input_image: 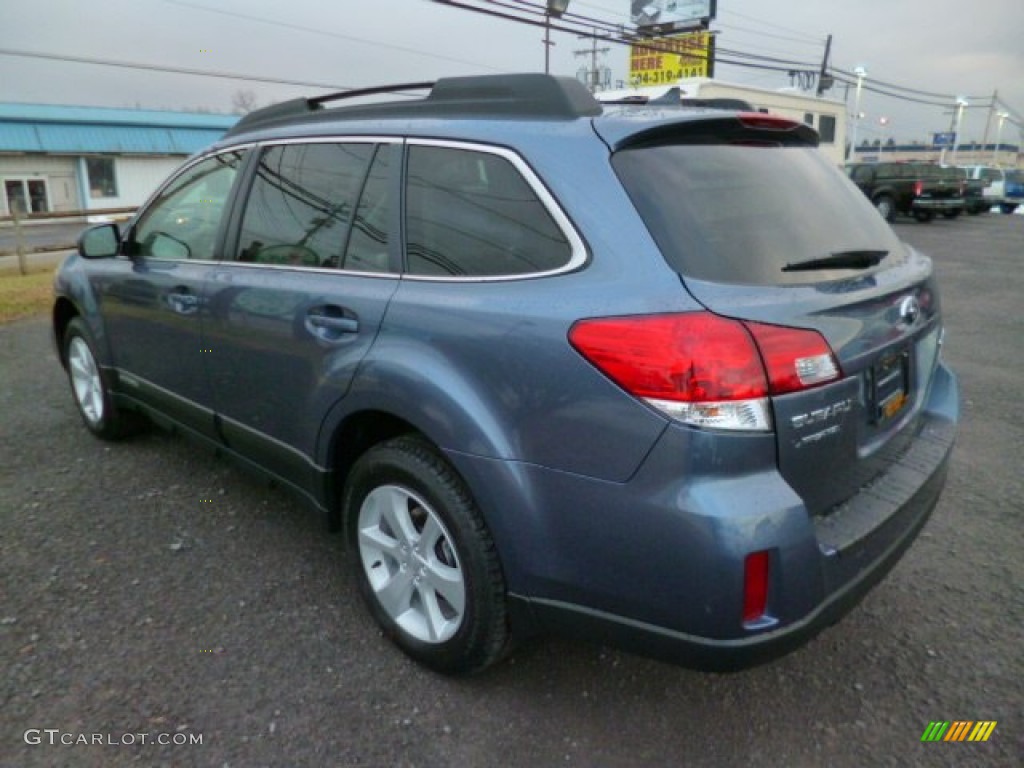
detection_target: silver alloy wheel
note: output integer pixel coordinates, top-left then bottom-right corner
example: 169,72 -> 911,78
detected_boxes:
357,484 -> 466,644
68,336 -> 104,426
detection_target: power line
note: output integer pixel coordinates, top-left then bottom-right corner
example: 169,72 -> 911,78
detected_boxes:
714,22 -> 824,47
488,1 -> 1021,116
162,0 -> 505,72
715,8 -> 824,43
832,66 -> 987,102
482,0 -> 1023,117
436,1 -> 822,74
0,48 -> 353,90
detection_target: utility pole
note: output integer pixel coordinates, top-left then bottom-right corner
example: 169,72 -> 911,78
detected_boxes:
573,28 -> 610,92
543,1 -> 571,75
815,34 -> 833,97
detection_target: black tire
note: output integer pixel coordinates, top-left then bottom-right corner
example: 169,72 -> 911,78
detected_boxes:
62,317 -> 142,440
1000,203 -> 1018,215
344,435 -> 509,675
913,210 -> 935,223
873,194 -> 895,223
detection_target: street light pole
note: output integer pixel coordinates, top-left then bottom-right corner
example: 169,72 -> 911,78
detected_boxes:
849,66 -> 866,160
544,0 -> 571,74
992,111 -> 1009,165
878,116 -> 889,159
951,96 -> 968,165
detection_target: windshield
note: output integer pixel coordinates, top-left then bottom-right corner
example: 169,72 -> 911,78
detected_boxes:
613,145 -> 905,285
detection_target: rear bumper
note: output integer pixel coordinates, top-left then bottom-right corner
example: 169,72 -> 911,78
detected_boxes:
517,415 -> 954,672
451,363 -> 959,671
912,197 -> 964,211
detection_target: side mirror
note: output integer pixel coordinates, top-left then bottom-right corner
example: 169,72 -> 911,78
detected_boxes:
78,223 -> 121,259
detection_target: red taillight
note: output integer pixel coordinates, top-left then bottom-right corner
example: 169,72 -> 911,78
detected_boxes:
914,180 -> 924,196
737,112 -> 799,131
568,312 -> 841,431
744,321 -> 840,395
568,313 -> 767,402
743,551 -> 771,623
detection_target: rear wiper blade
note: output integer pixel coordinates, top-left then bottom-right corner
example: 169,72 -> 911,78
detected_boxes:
782,249 -> 888,272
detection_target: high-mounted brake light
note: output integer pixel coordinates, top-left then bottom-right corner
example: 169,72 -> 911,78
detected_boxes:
568,312 -> 842,432
737,112 -> 800,131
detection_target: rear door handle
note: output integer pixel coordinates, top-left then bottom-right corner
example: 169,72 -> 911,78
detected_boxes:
307,313 -> 358,333
305,306 -> 359,339
167,288 -> 200,314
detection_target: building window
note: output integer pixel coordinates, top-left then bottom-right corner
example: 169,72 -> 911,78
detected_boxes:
818,115 -> 837,144
86,157 -> 118,198
3,178 -> 50,215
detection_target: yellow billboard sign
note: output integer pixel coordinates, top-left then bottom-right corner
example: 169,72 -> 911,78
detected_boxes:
629,30 -> 713,85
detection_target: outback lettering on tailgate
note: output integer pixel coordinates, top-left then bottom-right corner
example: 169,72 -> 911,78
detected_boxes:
791,398 -> 854,447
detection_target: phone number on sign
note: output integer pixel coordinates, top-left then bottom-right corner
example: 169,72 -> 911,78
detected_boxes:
630,67 -> 707,84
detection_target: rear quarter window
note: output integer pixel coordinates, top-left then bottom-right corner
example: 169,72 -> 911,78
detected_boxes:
404,144 -> 573,278
612,144 -> 904,285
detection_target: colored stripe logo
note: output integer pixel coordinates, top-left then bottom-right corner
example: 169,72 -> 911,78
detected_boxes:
921,721 -> 997,742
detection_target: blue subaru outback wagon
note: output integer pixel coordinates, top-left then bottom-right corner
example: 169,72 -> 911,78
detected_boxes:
53,75 -> 959,674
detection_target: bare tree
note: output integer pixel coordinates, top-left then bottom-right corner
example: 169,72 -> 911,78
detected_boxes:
231,89 -> 259,114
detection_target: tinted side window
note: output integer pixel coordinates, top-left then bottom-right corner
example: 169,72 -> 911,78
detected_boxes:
237,143 -> 374,268
851,165 -> 873,183
342,146 -> 392,273
405,145 -> 572,277
130,151 -> 246,261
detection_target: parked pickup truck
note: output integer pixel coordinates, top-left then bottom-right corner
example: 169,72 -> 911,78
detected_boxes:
960,165 -> 1024,214
846,162 -> 966,222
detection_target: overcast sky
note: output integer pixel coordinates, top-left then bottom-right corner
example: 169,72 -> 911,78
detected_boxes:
2,0 -> 1022,146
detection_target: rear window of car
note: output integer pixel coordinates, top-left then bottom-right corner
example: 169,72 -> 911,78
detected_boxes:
612,144 -> 904,285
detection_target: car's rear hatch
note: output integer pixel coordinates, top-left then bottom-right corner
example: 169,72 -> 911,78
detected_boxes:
596,112 -> 946,516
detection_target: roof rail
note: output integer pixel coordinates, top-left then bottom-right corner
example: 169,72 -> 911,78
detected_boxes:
224,74 -> 601,137
307,82 -> 436,108
226,82 -> 434,137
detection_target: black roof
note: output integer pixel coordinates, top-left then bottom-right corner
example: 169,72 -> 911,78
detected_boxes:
225,74 -> 603,138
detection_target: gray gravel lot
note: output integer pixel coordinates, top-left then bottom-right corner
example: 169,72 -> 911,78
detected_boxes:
2,214 -> 1022,767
